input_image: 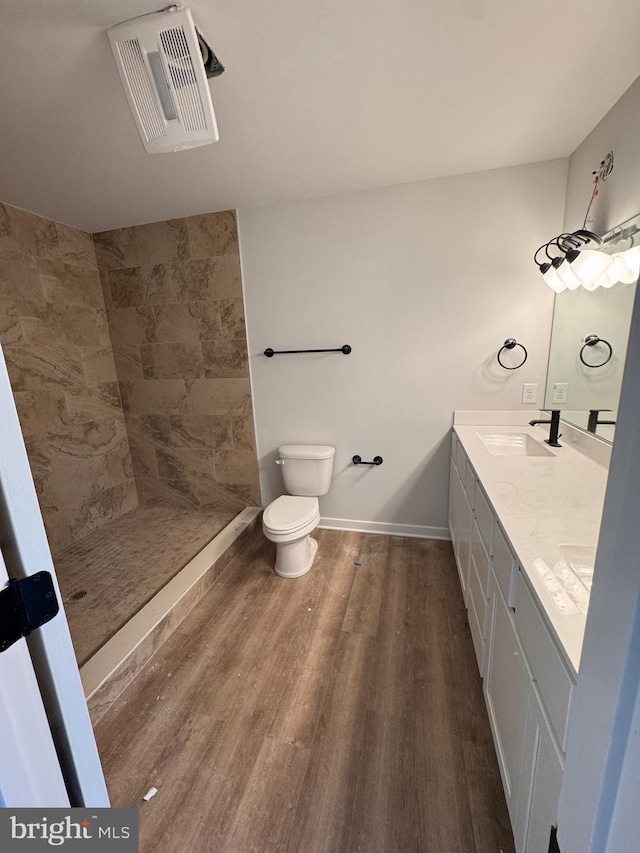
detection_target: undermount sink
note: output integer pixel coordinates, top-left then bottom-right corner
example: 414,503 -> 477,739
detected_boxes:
477,433 -> 554,457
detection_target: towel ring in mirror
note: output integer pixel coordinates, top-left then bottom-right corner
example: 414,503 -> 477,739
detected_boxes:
579,334 -> 613,368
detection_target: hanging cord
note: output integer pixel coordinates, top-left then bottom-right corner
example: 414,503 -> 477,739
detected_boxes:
582,174 -> 600,230
583,152 -> 614,229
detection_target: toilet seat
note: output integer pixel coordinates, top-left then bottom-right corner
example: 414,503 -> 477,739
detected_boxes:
263,495 -> 319,534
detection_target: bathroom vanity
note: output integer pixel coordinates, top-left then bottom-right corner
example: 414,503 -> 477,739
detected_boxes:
448,412 -> 609,853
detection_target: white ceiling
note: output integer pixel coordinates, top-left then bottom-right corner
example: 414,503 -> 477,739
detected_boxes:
1,0 -> 640,233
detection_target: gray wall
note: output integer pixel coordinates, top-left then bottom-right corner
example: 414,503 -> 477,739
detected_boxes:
239,158 -> 567,535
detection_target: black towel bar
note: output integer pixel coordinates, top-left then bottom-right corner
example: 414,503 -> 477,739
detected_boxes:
352,455 -> 383,466
264,344 -> 352,357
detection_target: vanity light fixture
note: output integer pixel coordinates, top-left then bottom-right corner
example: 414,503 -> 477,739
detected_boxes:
564,243 -> 613,287
533,153 -> 631,292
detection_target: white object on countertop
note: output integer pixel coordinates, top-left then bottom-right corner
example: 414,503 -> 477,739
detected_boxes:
532,558 -> 580,616
553,561 -> 591,612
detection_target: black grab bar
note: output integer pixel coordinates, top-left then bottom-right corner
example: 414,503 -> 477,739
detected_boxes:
264,344 -> 352,357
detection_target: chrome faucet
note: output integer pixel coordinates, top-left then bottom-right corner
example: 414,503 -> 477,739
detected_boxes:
529,409 -> 562,447
587,409 -> 616,434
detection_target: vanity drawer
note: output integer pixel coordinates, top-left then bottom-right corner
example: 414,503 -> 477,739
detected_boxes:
471,519 -> 491,598
515,572 -> 575,750
454,435 -> 467,477
492,524 -> 516,607
474,483 -> 493,553
463,460 -> 475,509
467,571 -> 487,676
469,543 -> 488,642
451,432 -> 460,474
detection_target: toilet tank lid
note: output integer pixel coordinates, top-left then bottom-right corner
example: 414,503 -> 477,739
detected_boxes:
278,444 -> 335,460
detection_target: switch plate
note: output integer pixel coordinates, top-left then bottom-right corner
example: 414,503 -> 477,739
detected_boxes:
522,383 -> 538,404
552,382 -> 569,404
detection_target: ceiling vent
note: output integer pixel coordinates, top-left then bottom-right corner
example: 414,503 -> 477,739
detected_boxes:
107,6 -> 224,153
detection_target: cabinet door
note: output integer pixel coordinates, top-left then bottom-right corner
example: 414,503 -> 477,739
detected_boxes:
485,574 -> 531,824
457,488 -> 473,599
516,685 -> 564,853
448,457 -> 462,547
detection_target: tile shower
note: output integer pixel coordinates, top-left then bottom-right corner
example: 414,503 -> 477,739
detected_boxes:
0,201 -> 259,665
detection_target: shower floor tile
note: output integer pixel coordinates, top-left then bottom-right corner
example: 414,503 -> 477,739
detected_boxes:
54,502 -> 238,665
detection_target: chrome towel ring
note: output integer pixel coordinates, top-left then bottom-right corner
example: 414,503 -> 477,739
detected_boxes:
579,334 -> 613,368
497,338 -> 528,370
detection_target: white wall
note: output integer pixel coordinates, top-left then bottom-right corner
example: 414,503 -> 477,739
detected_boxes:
564,75 -> 640,236
239,159 -> 566,535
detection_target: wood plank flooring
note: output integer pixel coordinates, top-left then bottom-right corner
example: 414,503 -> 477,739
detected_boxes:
95,529 -> 515,853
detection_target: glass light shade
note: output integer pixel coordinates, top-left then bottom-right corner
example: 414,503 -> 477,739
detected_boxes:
568,249 -> 613,285
621,247 -> 640,275
554,258 -> 582,289
542,266 -> 567,293
598,272 -> 616,288
602,255 -> 635,285
606,255 -> 629,284
581,274 -> 602,291
619,265 -> 638,284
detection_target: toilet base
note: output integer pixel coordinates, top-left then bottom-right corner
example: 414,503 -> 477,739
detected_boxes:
275,536 -> 318,578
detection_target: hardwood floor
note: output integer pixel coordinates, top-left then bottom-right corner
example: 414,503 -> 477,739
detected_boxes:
95,529 -> 515,853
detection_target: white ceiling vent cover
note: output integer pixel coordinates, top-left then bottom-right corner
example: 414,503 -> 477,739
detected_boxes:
108,7 -> 219,153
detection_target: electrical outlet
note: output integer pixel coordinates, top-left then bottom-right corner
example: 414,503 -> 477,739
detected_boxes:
522,383 -> 538,404
552,382 -> 569,404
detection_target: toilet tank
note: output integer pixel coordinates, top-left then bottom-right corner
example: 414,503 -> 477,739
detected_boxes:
278,444 -> 335,496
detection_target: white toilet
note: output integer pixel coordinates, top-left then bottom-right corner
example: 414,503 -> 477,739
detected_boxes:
262,444 -> 335,578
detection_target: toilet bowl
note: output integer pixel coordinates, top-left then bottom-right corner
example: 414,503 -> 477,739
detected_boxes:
262,444 -> 335,578
263,495 -> 320,578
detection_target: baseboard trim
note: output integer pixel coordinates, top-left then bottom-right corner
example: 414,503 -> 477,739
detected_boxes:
319,517 -> 450,540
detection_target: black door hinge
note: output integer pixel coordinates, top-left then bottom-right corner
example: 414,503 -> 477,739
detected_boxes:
0,572 -> 60,652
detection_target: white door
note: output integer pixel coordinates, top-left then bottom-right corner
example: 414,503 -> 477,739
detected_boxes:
0,547 -> 69,806
0,343 -> 109,807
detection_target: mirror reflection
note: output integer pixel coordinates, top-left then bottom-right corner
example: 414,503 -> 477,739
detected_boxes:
544,211 -> 640,441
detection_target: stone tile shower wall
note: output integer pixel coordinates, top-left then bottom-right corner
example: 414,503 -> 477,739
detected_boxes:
0,202 -> 136,553
93,211 -> 259,508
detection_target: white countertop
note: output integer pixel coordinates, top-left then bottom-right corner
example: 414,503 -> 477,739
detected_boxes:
453,417 -> 610,675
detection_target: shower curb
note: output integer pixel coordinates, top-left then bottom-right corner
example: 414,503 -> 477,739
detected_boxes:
81,506 -> 262,726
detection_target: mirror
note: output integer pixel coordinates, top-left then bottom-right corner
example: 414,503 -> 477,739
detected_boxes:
544,211 -> 640,441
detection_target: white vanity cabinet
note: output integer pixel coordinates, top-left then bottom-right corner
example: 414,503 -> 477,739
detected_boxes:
457,487 -> 473,598
485,571 -> 532,823
449,431 -> 576,853
448,457 -> 461,550
449,436 -> 472,596
515,683 -> 564,853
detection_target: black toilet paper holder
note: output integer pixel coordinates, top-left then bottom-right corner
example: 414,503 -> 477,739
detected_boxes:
352,455 -> 383,466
